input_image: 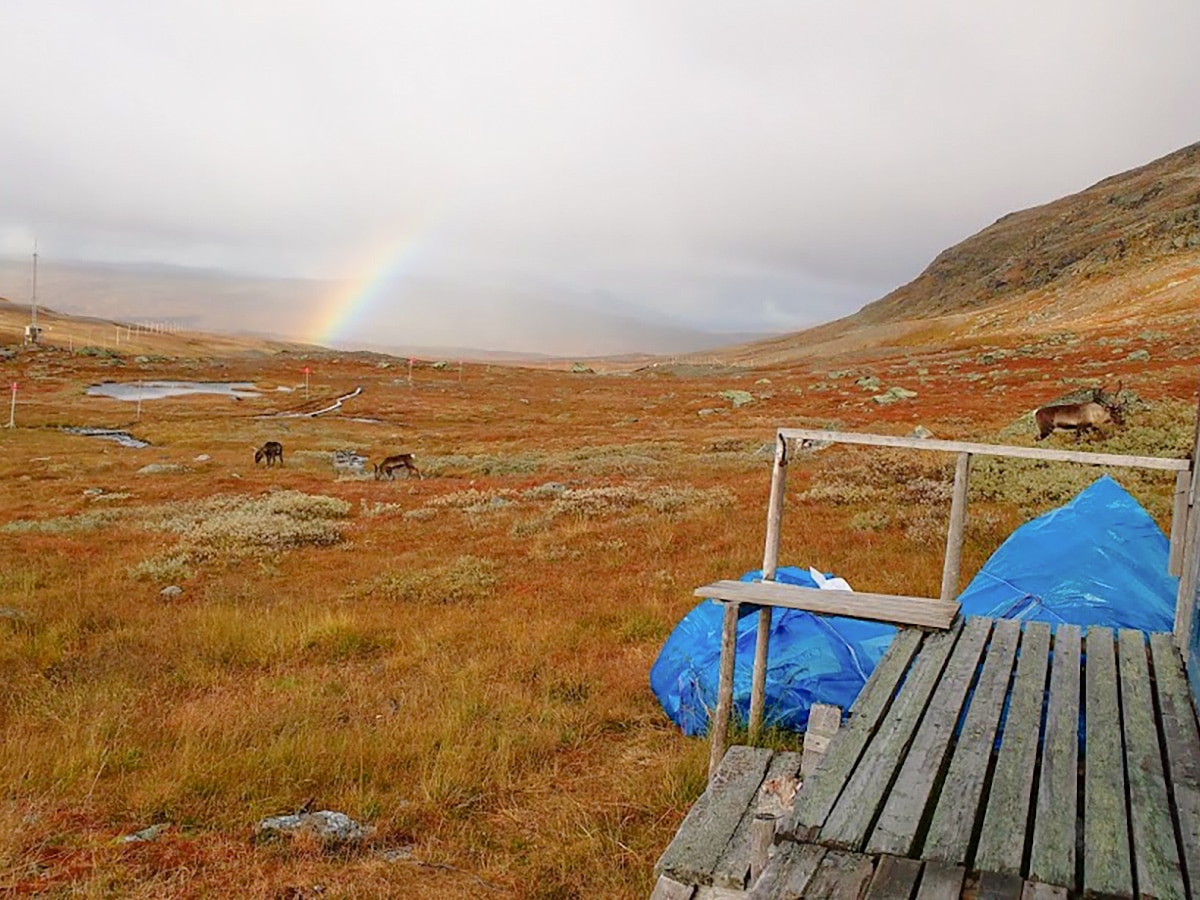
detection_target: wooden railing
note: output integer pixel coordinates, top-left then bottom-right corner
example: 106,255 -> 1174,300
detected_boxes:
703,426 -> 1198,780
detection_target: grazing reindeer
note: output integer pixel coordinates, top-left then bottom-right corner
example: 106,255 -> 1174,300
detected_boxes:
374,453 -> 422,480
1035,382 -> 1124,442
254,441 -> 285,467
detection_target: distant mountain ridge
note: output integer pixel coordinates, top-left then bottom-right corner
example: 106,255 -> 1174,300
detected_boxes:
706,140 -> 1200,365
0,257 -> 777,358
855,141 -> 1200,325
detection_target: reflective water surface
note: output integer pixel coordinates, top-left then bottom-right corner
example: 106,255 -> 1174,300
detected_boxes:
86,381 -> 260,401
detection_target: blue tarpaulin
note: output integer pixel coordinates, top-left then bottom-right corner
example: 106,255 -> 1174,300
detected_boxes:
956,474 -> 1176,632
650,475 -> 1177,736
649,567 -> 896,735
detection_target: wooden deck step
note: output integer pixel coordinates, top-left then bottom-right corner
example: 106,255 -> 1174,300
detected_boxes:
655,746 -> 775,886
693,580 -> 960,630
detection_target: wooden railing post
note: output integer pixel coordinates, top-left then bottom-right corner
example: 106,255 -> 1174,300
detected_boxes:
708,601 -> 741,780
1174,388 -> 1200,658
1169,469 -> 1190,577
940,451 -> 972,604
749,433 -> 788,741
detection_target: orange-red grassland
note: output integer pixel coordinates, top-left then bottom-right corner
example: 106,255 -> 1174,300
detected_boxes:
0,327 -> 1196,898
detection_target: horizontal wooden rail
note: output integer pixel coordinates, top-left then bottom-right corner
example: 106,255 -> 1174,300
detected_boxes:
695,580 -> 960,631
779,427 -> 1190,472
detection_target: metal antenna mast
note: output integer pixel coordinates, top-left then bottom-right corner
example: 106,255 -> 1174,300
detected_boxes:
30,240 -> 38,330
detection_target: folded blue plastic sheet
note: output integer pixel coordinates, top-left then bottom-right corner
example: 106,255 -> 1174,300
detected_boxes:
956,474 -> 1176,632
650,475 -> 1177,736
648,567 -> 896,736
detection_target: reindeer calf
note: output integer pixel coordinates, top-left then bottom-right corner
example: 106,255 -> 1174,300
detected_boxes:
1035,383 -> 1124,442
374,453 -> 422,480
255,441 -> 284,466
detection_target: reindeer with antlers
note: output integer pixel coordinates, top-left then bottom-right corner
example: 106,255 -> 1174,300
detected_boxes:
1034,382 -> 1125,442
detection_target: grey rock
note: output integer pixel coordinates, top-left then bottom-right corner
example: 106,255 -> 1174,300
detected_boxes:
255,810 -> 372,845
137,463 -> 189,475
332,450 -> 368,471
719,389 -> 754,408
160,586 -> 183,599
120,824 -> 167,844
909,425 -> 935,439
872,386 -> 918,404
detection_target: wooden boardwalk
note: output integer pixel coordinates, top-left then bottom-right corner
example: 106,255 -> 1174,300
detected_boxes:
653,618 -> 1200,899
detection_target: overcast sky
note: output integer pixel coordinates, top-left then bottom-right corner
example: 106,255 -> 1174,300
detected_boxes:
0,1 -> 1197,348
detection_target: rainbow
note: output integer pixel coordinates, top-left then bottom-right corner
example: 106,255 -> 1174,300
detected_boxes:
307,237 -> 426,347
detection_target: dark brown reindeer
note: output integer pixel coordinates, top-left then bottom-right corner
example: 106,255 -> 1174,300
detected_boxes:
254,441 -> 284,467
1034,382 -> 1125,442
374,453 -> 422,480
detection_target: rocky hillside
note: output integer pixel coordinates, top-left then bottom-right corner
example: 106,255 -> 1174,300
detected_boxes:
711,141 -> 1200,366
856,141 -> 1200,325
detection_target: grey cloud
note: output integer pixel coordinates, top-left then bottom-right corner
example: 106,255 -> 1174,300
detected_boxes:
1,0 -> 1197,350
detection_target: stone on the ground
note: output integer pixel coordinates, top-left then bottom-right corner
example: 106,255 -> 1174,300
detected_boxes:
120,824 -> 167,843
255,810 -> 373,845
160,586 -> 183,599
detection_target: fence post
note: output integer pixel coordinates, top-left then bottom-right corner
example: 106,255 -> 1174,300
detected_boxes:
1169,469 -> 1191,577
708,601 -> 741,780
749,433 -> 788,741
940,451 -> 972,603
1175,387 -> 1200,657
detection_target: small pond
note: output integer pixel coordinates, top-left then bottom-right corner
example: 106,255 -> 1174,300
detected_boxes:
87,381 -> 260,401
60,427 -> 150,448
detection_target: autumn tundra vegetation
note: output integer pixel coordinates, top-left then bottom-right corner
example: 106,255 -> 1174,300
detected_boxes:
0,305 -> 1195,898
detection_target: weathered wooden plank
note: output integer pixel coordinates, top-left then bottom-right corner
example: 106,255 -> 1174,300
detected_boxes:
656,746 -> 775,885
776,427 -> 1191,471
1118,629 -> 1186,899
711,751 -> 802,889
801,850 -> 876,899
1149,632 -> 1200,894
914,861 -> 965,900
1082,627 -> 1133,899
750,436 -> 790,740
867,617 -> 993,857
1020,883 -> 1067,900
940,451 -> 972,603
864,855 -> 922,900
820,623 -> 963,850
1028,624 -> 1081,890
1169,469 -> 1190,577
696,581 -> 960,630
650,874 -> 696,900
975,622 -> 1052,876
784,628 -> 925,840
802,703 -> 843,777
692,887 -> 745,900
746,842 -> 826,899
708,600 -> 741,780
923,618 -> 1022,865
978,871 -> 1024,899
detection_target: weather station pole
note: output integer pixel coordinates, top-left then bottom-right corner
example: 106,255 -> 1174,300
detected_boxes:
25,244 -> 39,346
7,383 -> 16,428
304,366 -> 310,400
